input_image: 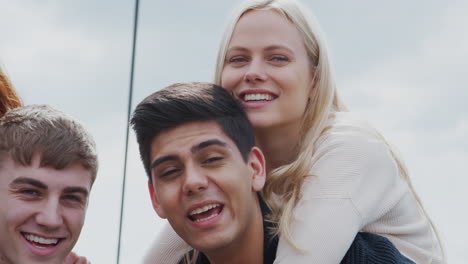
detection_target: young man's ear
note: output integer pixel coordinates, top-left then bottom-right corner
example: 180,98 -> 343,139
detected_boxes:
147,181 -> 167,219
248,146 -> 266,192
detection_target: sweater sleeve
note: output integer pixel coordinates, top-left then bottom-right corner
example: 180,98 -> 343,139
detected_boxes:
143,222 -> 192,264
274,124 -> 406,264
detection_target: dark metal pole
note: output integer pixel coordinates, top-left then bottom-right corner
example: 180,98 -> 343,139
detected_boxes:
117,0 -> 140,262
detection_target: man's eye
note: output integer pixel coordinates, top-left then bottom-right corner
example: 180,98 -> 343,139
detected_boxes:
203,156 -> 224,164
160,168 -> 180,178
21,189 -> 40,197
63,195 -> 83,203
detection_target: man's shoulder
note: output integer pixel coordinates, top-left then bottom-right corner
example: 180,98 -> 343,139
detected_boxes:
341,232 -> 415,264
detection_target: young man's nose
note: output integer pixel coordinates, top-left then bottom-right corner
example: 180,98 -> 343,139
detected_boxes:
35,199 -> 63,229
182,167 -> 209,196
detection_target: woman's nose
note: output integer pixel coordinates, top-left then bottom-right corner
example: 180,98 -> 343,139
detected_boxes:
243,59 -> 267,84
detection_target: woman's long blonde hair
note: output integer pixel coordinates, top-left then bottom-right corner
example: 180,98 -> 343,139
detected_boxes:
213,0 -> 444,257
0,68 -> 22,116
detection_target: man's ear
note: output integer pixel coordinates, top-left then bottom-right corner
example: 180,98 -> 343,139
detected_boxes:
248,146 -> 266,192
147,181 -> 167,219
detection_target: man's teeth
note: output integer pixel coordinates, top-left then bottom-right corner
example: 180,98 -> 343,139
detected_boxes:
194,213 -> 219,222
244,93 -> 273,102
24,233 -> 58,245
189,204 -> 220,216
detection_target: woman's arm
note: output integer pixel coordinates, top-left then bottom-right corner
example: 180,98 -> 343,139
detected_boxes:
274,124 -> 406,263
143,223 -> 191,264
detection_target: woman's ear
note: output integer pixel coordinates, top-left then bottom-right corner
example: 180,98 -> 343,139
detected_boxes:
248,146 -> 266,192
308,67 -> 318,100
148,181 -> 167,219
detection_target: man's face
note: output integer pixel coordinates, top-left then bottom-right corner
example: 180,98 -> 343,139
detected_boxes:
0,154 -> 92,264
148,121 -> 265,253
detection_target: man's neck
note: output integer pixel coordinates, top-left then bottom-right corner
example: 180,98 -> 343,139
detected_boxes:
204,199 -> 264,264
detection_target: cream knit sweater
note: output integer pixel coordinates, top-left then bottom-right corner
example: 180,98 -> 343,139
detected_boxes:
143,113 -> 443,264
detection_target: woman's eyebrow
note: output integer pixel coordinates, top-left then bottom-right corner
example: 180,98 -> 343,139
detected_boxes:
264,44 -> 294,53
227,45 -> 294,54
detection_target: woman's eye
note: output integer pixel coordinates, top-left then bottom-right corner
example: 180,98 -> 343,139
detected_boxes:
228,56 -> 248,64
270,55 -> 289,63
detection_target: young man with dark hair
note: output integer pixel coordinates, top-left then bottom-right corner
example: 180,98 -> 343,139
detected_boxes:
0,104 -> 97,264
132,82 -> 414,264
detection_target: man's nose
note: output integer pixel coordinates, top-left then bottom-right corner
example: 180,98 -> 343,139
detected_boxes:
182,166 -> 209,196
35,198 -> 63,229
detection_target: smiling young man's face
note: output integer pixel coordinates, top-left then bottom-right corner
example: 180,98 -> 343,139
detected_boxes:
148,121 -> 266,254
0,154 -> 92,264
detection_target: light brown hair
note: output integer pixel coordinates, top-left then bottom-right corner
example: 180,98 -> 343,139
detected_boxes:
0,105 -> 98,183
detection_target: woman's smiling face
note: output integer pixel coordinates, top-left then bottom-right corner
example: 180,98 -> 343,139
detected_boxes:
221,9 -> 315,131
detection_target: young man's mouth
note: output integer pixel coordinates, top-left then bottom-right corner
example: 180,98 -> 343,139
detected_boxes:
188,203 -> 224,223
22,232 -> 62,249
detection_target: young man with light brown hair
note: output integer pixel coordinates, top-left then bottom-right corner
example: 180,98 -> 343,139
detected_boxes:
0,104 -> 98,264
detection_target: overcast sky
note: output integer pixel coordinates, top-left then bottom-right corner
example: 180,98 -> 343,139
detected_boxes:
1,0 -> 467,263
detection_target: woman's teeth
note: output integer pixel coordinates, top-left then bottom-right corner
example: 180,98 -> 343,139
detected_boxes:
244,93 -> 273,102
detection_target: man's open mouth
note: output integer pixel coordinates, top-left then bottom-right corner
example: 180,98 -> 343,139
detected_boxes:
188,203 -> 224,222
22,232 -> 61,248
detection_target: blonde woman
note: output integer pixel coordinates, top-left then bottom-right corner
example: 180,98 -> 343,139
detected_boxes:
145,0 -> 444,263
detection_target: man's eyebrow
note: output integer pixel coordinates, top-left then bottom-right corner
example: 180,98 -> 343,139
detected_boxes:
150,155 -> 178,169
150,139 -> 228,169
9,177 -> 47,190
63,187 -> 89,198
191,139 -> 227,153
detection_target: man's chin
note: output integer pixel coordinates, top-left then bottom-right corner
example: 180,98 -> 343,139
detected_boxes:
189,233 -> 235,255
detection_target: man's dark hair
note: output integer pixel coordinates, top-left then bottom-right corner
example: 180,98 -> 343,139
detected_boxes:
131,82 -> 255,182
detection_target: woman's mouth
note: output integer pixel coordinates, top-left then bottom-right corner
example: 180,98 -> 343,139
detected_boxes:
243,93 -> 274,102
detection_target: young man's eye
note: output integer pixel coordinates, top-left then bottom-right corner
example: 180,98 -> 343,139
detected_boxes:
21,189 -> 40,197
63,195 -> 83,203
160,168 -> 181,178
203,156 -> 224,164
